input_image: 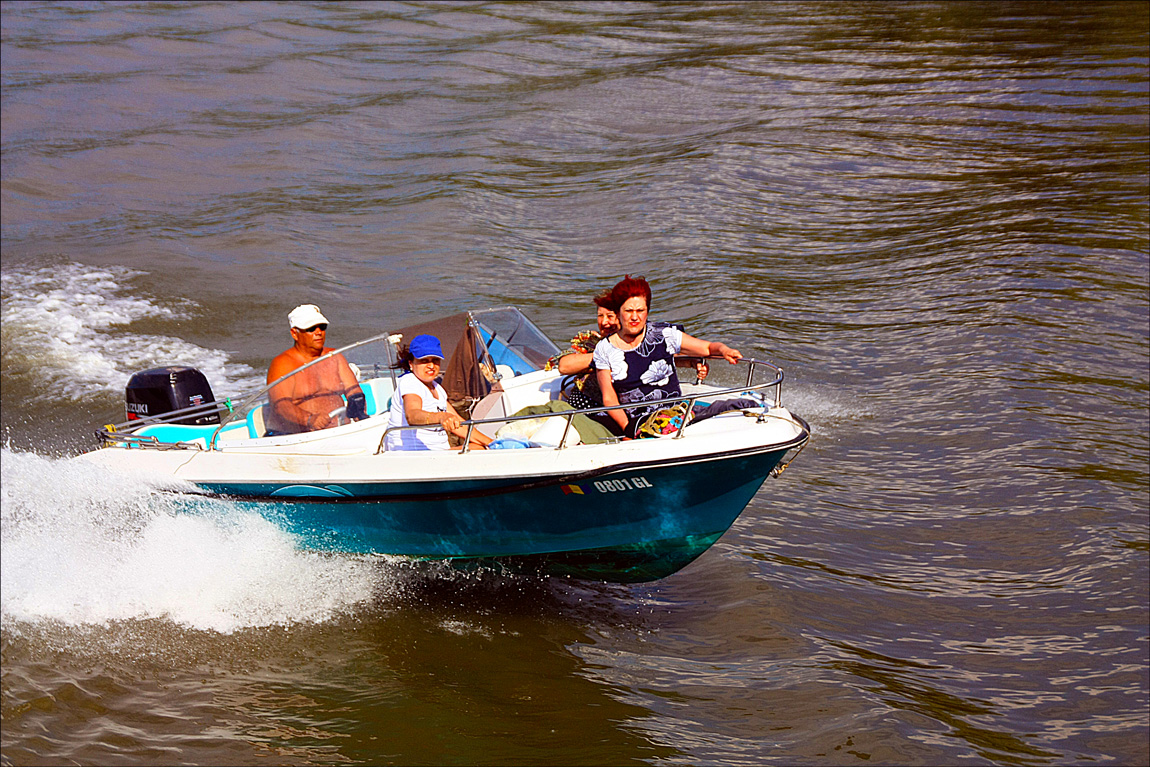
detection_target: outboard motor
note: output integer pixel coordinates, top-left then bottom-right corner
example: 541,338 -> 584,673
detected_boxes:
125,366 -> 220,425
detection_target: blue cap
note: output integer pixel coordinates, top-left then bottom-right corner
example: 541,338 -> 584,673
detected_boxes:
409,334 -> 445,360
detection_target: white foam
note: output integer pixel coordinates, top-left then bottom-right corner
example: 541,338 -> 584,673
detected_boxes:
0,262 -> 264,400
782,385 -> 871,426
0,449 -> 378,633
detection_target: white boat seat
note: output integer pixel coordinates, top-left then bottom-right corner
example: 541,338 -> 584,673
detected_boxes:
359,377 -> 394,416
136,420 -> 245,447
247,403 -> 269,439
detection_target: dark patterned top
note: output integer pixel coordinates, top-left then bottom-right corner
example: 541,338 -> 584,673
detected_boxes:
592,322 -> 685,430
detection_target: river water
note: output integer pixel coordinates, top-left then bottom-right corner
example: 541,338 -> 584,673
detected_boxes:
2,2 -> 1147,765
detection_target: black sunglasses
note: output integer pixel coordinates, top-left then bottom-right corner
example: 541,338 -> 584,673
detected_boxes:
299,324 -> 328,333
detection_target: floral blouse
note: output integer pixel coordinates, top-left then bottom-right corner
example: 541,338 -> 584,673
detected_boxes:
591,323 -> 685,427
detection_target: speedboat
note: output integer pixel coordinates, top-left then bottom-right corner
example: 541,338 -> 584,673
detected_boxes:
79,308 -> 810,582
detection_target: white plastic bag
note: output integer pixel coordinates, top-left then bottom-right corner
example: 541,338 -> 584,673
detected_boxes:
527,416 -> 581,448
494,415 -> 580,448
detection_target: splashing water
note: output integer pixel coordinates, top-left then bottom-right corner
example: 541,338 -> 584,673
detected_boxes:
0,261 -> 264,401
0,449 -> 379,634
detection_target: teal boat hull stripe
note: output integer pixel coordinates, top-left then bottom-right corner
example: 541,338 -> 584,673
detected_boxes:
178,447 -> 793,581
194,434 -> 808,503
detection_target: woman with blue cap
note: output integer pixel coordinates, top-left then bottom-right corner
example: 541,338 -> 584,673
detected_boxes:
386,334 -> 491,451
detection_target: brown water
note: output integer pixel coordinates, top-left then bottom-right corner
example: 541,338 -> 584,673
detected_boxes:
2,2 -> 1147,765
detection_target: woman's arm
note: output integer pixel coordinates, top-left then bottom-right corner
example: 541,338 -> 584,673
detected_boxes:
403,393 -> 460,431
401,395 -> 490,448
556,351 -> 593,376
446,402 -> 491,449
680,333 -> 742,364
596,368 -> 628,432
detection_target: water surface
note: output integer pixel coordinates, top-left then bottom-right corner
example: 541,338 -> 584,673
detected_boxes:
2,2 -> 1147,765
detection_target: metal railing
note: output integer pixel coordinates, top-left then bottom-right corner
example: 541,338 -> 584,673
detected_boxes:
376,355 -> 787,454
96,354 -> 789,454
95,398 -> 235,448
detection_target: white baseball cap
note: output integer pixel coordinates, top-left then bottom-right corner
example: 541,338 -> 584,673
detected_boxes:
288,304 -> 329,330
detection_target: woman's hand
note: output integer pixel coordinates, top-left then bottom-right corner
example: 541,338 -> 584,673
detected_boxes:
403,394 -> 461,433
442,406 -> 492,450
440,411 -> 462,433
681,334 -> 741,366
711,342 -> 742,364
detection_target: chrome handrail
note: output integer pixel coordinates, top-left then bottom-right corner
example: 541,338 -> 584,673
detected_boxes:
95,399 -> 234,444
95,431 -> 207,451
207,332 -> 397,448
97,353 -> 786,453
376,355 -> 785,454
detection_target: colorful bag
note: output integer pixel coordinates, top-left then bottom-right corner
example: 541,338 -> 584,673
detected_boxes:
636,401 -> 692,438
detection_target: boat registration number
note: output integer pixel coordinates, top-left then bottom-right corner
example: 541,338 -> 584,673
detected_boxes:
593,476 -> 653,493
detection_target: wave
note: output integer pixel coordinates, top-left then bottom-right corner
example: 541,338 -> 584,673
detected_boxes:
0,448 -> 378,633
1,260 -> 265,403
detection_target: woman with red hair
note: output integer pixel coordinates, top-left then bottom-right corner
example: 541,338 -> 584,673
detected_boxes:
592,276 -> 743,437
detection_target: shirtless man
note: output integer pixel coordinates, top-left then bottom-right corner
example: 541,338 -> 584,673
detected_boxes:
266,304 -> 366,434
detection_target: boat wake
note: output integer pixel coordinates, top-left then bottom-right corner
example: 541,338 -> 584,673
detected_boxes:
0,449 -> 379,634
0,260 -> 264,402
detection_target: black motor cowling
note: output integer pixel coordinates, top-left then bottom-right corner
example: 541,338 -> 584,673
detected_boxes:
125,366 -> 220,425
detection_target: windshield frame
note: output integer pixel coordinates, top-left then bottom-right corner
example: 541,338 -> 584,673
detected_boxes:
469,306 -> 561,376
209,331 -> 397,447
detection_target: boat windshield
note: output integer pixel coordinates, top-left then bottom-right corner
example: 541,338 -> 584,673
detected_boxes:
200,307 -> 560,444
470,307 -> 561,376
214,333 -> 398,440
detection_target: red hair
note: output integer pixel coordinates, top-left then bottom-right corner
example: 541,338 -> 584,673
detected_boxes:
601,275 -> 651,314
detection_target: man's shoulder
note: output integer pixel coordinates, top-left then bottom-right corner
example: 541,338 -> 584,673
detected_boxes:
268,348 -> 302,380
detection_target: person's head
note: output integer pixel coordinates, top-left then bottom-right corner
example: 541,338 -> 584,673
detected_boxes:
602,275 -> 651,336
288,304 -> 330,352
592,288 -> 620,336
397,334 -> 445,383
